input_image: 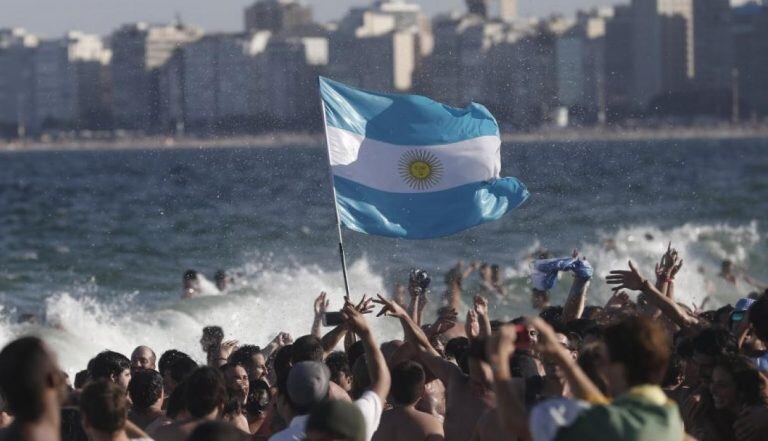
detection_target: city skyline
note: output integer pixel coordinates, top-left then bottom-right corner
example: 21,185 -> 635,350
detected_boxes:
2,0 -> 623,37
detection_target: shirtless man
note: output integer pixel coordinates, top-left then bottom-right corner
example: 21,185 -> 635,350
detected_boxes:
374,296 -> 494,441
373,361 -> 444,441
182,270 -> 200,299
0,337 -> 67,441
151,367 -> 227,441
131,346 -> 157,372
127,369 -> 165,430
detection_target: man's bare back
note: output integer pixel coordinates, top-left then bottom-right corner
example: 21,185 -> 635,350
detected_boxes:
373,406 -> 444,441
442,376 -> 491,441
151,418 -> 202,441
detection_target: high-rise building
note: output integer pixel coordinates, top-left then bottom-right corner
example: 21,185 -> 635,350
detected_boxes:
415,13 -> 506,105
31,31 -> 110,130
692,0 -> 732,91
731,3 -> 768,118
181,32 -> 271,130
604,6 -> 635,115
110,22 -> 202,130
330,0 -> 430,92
630,0 -> 692,109
244,0 -> 313,34
555,9 -> 612,122
261,35 -> 328,125
0,28 -> 38,137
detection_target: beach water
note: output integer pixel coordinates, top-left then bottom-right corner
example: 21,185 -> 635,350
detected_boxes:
1,137 -> 767,375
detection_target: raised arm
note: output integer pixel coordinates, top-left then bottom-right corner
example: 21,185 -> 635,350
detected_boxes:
311,292 -> 329,338
607,261 -> 699,329
374,295 -> 463,385
529,317 -> 608,404
562,277 -> 590,322
473,296 -> 492,339
321,295 -> 374,356
342,301 -> 390,401
486,325 -> 531,440
562,252 -> 593,322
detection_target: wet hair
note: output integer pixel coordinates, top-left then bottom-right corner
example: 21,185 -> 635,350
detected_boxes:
351,356 -> 371,400
581,306 -> 604,321
274,345 -> 294,390
202,326 -> 225,347
74,369 -> 90,389
539,306 -> 565,330
292,335 -> 324,363
89,351 -> 131,381
189,420 -> 246,441
662,355 -> 684,388
229,345 -> 261,367
214,270 -> 227,283
80,380 -> 128,434
445,337 -> 469,360
128,368 -> 163,410
603,317 -> 670,386
347,340 -> 366,370
391,361 -> 425,405
186,367 -> 227,418
577,342 -> 609,395
159,350 -> 189,376
166,381 -> 188,419
184,270 -> 198,281
0,337 -> 58,422
715,356 -> 768,406
749,294 -> 768,342
169,356 -> 199,385
566,319 -> 601,341
325,351 -> 351,384
691,327 -> 737,358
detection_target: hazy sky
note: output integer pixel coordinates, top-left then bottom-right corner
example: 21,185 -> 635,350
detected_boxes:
2,0 -> 624,38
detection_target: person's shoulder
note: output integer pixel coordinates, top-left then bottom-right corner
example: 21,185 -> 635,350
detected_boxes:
267,427 -> 295,441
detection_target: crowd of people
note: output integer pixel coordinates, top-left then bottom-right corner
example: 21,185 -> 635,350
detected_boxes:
0,243 -> 767,441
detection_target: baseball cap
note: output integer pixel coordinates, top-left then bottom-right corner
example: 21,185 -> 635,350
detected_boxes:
287,361 -> 330,409
306,399 -> 366,441
731,297 -> 756,322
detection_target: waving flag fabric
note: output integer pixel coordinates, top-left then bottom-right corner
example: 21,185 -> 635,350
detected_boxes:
320,77 -> 529,239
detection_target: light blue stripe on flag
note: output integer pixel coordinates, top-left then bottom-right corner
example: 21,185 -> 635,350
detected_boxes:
334,176 -> 529,239
320,76 -> 499,145
321,77 -> 529,239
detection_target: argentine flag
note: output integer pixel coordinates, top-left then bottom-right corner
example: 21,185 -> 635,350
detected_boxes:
320,77 -> 529,239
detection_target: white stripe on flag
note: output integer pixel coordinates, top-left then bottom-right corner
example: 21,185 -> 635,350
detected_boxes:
327,126 -> 501,194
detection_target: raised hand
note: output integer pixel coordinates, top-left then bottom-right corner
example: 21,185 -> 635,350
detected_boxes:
605,290 -> 631,310
355,294 -> 375,315
465,309 -> 480,339
314,291 -> 329,315
606,260 -> 648,292
527,317 -> 563,358
274,332 -> 292,347
218,339 -> 239,360
473,295 -> 489,316
437,306 -> 459,321
373,294 -> 408,319
342,301 -> 370,336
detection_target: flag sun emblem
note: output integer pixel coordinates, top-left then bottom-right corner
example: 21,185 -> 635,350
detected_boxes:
398,150 -> 444,190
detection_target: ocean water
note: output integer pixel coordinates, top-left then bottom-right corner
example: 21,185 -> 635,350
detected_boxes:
1,137 -> 767,375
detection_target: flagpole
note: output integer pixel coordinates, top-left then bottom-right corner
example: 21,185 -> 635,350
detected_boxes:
318,79 -> 351,299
